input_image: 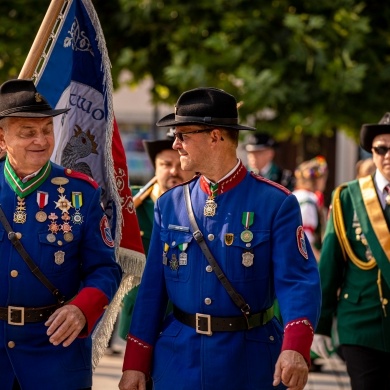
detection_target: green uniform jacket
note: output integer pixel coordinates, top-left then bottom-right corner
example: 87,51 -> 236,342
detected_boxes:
317,178 -> 390,352
263,162 -> 294,191
119,186 -> 155,340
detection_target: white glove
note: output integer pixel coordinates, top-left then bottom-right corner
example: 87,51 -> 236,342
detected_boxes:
311,334 -> 334,359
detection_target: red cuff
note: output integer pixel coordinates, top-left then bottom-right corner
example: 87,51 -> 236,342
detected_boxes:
282,318 -> 314,364
69,287 -> 109,336
122,334 -> 153,374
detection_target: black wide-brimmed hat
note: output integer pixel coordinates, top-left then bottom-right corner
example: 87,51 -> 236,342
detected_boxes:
143,128 -> 175,168
360,112 -> 390,152
245,132 -> 278,152
0,79 -> 69,120
156,87 -> 255,131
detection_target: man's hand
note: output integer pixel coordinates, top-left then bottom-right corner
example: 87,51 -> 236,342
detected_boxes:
119,370 -> 146,390
45,304 -> 86,347
273,350 -> 308,390
311,334 -> 333,359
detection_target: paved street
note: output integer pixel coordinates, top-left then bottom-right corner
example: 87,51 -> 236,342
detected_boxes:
93,338 -> 351,390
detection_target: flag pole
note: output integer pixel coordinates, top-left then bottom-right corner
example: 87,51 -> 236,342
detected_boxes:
19,0 -> 68,79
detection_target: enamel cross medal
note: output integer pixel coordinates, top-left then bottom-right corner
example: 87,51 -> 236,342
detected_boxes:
204,182 -> 218,217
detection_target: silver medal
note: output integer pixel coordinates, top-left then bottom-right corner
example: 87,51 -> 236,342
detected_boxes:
54,250 -> 65,265
179,252 -> 188,266
47,233 -> 56,243
242,251 -> 254,267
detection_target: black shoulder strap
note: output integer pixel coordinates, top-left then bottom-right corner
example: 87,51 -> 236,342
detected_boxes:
0,205 -> 65,304
183,184 -> 251,316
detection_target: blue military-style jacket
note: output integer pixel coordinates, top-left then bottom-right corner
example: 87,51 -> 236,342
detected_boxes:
123,162 -> 321,389
0,159 -> 121,390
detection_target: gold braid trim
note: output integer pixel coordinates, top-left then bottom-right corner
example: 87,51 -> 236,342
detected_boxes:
332,184 -> 377,270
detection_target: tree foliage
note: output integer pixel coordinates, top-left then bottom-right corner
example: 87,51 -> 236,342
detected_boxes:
2,0 -> 390,140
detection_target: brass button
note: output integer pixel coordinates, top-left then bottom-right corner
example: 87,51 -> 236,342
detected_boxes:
269,336 -> 274,341
140,231 -> 144,237
206,265 -> 213,273
208,234 -> 214,241
171,241 -> 176,247
10,270 -> 18,278
57,240 -> 63,246
344,293 -> 349,299
204,298 -> 212,305
8,341 -> 15,348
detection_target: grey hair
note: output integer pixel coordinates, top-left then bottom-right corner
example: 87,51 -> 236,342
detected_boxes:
0,117 -> 8,131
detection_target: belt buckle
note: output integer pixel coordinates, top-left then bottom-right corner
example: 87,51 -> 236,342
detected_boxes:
195,313 -> 212,336
8,306 -> 25,326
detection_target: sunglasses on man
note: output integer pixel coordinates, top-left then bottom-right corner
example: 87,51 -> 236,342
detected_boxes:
373,146 -> 390,156
173,128 -> 213,142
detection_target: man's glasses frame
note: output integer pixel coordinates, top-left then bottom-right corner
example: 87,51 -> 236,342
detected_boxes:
173,128 -> 214,142
372,145 -> 390,156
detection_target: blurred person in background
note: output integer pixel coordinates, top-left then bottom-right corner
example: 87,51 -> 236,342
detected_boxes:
293,156 -> 329,262
118,128 -> 196,359
245,132 -> 294,190
356,157 -> 376,179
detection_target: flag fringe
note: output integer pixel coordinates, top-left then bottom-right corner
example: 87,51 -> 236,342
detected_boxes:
91,272 -> 142,370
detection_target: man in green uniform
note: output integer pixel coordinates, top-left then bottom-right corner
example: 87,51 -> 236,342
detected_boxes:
119,129 -> 196,341
311,113 -> 390,389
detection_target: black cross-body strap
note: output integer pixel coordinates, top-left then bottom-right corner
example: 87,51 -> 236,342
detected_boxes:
183,184 -> 251,315
0,205 -> 65,304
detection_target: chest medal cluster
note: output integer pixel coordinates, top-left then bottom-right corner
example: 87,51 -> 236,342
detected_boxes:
12,176 -> 85,265
162,212 -> 256,272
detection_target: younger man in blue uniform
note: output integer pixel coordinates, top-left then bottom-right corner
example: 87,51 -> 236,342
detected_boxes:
120,87 -> 321,390
0,79 -> 121,390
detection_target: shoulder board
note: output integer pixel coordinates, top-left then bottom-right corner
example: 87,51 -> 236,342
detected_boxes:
250,172 -> 291,195
64,168 -> 99,189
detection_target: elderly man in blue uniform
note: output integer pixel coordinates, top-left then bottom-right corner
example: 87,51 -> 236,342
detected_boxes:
0,79 -> 121,390
119,87 -> 321,390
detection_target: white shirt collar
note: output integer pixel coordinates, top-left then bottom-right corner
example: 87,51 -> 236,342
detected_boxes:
204,159 -> 241,185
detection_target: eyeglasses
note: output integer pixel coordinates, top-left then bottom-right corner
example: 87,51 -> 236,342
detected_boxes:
173,128 -> 213,142
373,146 -> 390,156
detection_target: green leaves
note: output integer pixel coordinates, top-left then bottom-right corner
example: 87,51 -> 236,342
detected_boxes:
3,0 -> 390,138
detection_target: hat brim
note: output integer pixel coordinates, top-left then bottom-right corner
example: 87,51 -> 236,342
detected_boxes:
0,108 -> 70,120
360,124 -> 390,152
143,138 -> 174,168
245,144 -> 278,152
156,113 -> 256,131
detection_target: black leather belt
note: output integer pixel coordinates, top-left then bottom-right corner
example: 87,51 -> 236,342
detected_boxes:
0,304 -> 60,326
173,305 -> 274,336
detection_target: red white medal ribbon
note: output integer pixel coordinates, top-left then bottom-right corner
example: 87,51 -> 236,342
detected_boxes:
37,191 -> 49,209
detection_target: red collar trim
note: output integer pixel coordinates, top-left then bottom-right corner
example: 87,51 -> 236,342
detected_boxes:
200,162 -> 247,196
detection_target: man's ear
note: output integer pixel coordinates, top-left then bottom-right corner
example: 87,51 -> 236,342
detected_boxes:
210,128 -> 223,143
0,128 -> 6,149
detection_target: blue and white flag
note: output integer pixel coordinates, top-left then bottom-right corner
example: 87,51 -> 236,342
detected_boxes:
23,0 -> 145,368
